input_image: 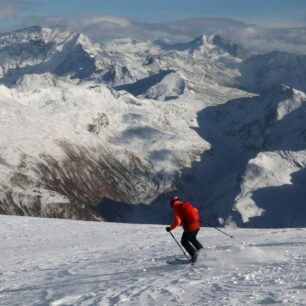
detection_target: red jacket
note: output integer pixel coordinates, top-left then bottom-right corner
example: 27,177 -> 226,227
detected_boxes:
170,201 -> 200,233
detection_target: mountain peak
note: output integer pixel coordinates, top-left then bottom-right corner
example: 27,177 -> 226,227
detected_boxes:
195,34 -> 249,58
155,33 -> 247,58
0,25 -> 75,47
2,25 -> 43,35
0,25 -> 44,44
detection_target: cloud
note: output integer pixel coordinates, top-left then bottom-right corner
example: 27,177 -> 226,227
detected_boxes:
0,0 -> 31,21
21,14 -> 146,40
230,25 -> 306,54
22,15 -> 131,30
19,14 -> 306,55
164,18 -> 306,55
246,16 -> 306,29
21,15 -> 150,43
23,15 -> 131,30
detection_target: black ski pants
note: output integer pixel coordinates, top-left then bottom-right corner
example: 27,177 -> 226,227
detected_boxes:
181,228 -> 203,257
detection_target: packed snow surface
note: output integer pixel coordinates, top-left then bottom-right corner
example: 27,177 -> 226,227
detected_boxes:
1,215 -> 306,305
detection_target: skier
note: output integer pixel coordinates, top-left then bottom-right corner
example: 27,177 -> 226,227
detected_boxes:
166,196 -> 203,263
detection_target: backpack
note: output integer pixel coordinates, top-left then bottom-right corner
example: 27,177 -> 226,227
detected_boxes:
179,201 -> 199,224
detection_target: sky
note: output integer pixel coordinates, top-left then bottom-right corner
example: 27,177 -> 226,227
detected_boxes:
1,0 -> 306,27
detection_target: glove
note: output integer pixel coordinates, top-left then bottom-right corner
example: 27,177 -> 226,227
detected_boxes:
166,226 -> 171,232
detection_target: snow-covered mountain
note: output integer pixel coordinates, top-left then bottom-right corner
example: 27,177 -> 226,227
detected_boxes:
0,71 -> 207,220
1,26 -> 306,227
0,26 -> 134,86
191,85 -> 306,228
238,51 -> 306,93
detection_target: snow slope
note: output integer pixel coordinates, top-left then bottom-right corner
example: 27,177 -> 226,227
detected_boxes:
1,215 -> 306,305
0,72 -> 208,219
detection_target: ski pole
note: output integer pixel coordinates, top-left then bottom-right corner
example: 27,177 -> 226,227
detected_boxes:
204,221 -> 234,239
168,231 -> 190,260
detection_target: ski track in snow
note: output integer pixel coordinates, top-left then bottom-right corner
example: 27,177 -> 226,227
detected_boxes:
0,216 -> 306,306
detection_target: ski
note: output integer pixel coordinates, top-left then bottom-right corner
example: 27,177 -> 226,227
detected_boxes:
166,258 -> 192,265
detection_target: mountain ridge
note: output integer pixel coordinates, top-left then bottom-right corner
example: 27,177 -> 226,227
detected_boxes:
0,26 -> 306,227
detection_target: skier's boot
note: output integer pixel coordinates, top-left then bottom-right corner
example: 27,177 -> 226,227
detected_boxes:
191,253 -> 198,264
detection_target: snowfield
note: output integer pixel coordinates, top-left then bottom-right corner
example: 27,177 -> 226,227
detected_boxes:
1,215 -> 306,305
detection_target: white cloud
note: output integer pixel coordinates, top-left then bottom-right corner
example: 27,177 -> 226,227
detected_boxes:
245,17 -> 306,29
17,14 -> 306,55
0,0 -> 30,21
22,14 -> 151,41
22,14 -> 131,31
